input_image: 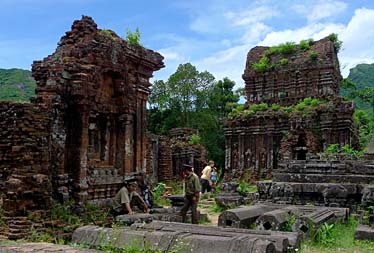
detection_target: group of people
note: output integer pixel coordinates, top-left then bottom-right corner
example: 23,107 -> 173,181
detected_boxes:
112,160 -> 218,225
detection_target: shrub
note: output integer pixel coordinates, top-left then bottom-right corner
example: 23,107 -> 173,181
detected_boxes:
309,50 -> 318,61
252,55 -> 270,72
279,58 -> 289,65
189,134 -> 201,145
303,97 -> 313,106
249,104 -> 260,113
295,102 -> 306,112
328,33 -> 343,52
271,103 -> 281,111
243,109 -> 255,117
326,144 -> 340,153
228,104 -> 245,119
310,98 -> 321,107
277,41 -> 296,54
314,223 -> 335,247
126,28 -> 142,46
266,41 -> 296,55
281,106 -> 293,113
300,38 -> 314,51
259,103 -> 269,111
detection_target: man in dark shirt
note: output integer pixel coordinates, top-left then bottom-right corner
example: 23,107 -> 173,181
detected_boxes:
180,164 -> 201,224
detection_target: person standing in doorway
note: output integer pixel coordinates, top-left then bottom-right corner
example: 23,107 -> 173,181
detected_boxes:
180,164 -> 201,224
201,160 -> 214,199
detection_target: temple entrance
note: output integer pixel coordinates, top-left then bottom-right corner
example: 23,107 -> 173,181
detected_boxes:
294,135 -> 307,160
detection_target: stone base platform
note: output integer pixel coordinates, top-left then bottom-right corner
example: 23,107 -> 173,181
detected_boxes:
354,224 -> 374,241
0,242 -> 101,253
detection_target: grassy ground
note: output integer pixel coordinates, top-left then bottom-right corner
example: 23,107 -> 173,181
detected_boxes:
301,217 -> 374,253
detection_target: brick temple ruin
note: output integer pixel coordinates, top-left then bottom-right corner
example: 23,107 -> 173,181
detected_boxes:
224,37 -> 356,174
222,37 -> 374,216
0,16 -> 165,221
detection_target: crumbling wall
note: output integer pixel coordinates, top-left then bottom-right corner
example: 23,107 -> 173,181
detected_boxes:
146,128 -> 208,182
0,102 -> 52,216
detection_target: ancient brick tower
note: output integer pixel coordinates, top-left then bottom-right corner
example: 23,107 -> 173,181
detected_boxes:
0,16 -> 164,220
224,37 -> 355,174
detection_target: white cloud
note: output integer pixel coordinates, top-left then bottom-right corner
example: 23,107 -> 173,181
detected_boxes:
154,3 -> 374,87
339,8 -> 374,76
293,0 -> 347,23
225,6 -> 279,26
240,22 -> 272,44
260,23 -> 345,46
158,49 -> 183,61
195,45 -> 249,88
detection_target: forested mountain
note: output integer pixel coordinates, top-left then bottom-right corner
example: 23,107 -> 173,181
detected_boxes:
342,63 -> 374,115
0,68 -> 36,102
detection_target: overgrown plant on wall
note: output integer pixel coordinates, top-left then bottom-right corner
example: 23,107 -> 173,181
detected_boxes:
126,28 -> 142,46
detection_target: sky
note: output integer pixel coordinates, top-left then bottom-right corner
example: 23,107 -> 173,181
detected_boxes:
1,0 -> 374,89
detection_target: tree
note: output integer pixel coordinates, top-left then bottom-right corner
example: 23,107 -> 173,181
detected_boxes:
147,64 -> 239,168
207,77 -> 239,118
341,77 -> 374,148
351,88 -> 374,116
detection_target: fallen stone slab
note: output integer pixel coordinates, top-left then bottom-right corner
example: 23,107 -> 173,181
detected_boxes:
256,208 -> 294,231
292,208 -> 335,237
215,193 -> 244,208
133,220 -> 300,252
115,213 -> 154,225
72,225 -> 276,253
218,205 -> 275,228
354,224 -> 374,241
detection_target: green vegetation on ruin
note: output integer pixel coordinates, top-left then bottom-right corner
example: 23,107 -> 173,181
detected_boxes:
252,34 -> 342,73
228,97 -> 328,120
99,29 -> 119,41
125,28 -> 142,46
252,38 -> 316,73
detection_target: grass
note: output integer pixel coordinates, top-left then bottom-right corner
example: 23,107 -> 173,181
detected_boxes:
302,217 -> 374,252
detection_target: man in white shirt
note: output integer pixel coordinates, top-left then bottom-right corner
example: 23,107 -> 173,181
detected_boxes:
200,160 -> 214,199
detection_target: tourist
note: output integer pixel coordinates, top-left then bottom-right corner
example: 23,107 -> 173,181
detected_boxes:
211,167 -> 218,193
112,181 -> 149,215
200,160 -> 214,199
180,164 -> 201,224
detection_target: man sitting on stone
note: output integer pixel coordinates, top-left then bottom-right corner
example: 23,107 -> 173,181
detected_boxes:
112,180 -> 149,215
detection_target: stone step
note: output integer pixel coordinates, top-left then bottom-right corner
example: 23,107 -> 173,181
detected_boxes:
273,173 -> 374,184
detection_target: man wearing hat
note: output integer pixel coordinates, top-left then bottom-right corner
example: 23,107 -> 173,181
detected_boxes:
180,164 -> 201,224
112,180 -> 149,215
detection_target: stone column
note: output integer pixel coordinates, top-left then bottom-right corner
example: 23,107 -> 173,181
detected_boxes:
124,114 -> 134,174
76,104 -> 89,205
225,129 -> 232,171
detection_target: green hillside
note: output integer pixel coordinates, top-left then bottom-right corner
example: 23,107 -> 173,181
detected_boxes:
342,63 -> 374,115
0,68 -> 36,102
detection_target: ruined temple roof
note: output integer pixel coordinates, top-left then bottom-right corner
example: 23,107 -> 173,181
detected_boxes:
31,16 -> 164,107
242,37 -> 340,81
38,16 -> 164,70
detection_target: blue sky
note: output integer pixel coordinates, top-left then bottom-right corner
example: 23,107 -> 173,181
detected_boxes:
1,0 -> 374,88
